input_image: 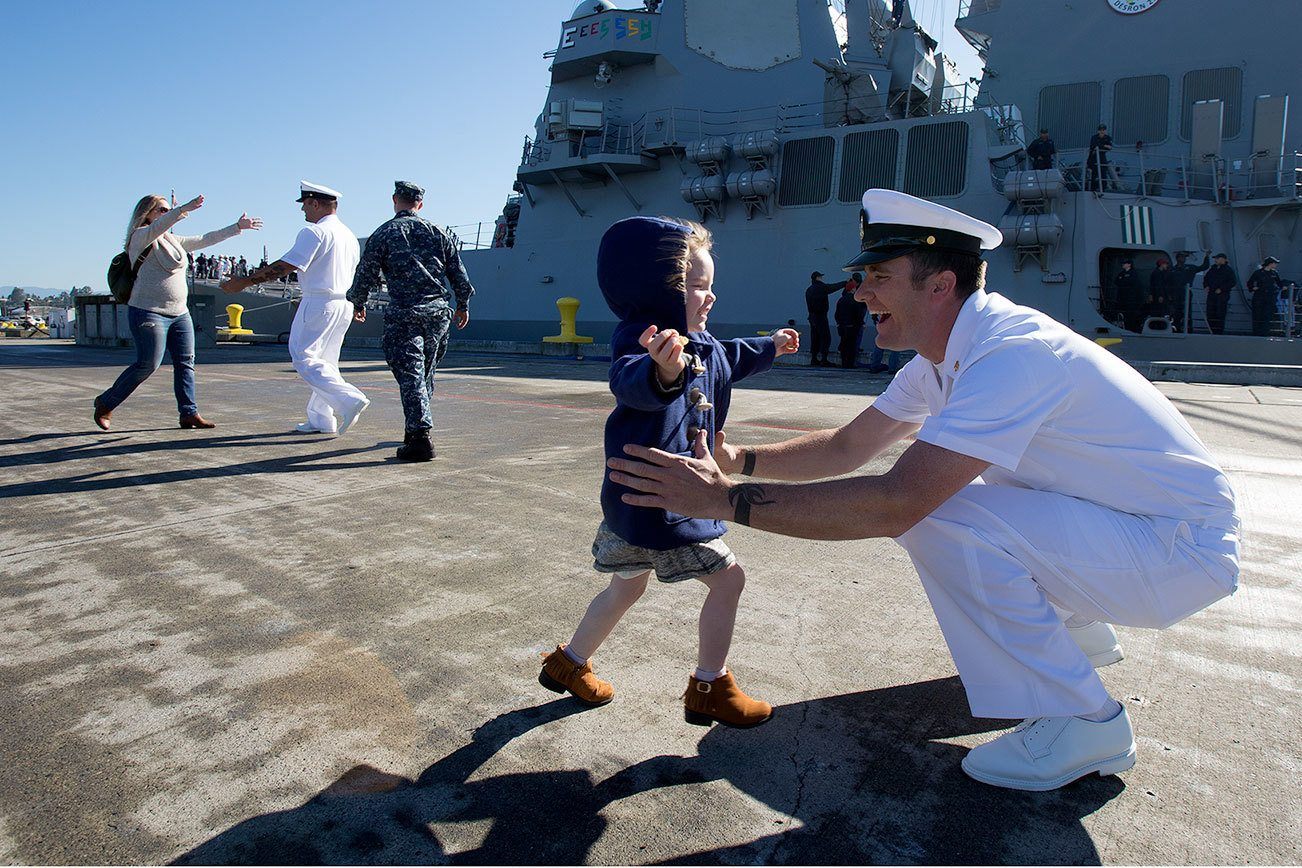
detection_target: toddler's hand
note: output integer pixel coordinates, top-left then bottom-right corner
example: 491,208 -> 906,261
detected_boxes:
773,327 -> 800,356
640,324 -> 687,388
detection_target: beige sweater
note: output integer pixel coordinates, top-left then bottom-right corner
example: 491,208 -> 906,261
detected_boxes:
128,209 -> 241,317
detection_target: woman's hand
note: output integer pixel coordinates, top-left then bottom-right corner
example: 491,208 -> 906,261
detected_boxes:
639,324 -> 686,388
772,327 -> 800,356
180,195 -> 204,214
236,213 -> 262,231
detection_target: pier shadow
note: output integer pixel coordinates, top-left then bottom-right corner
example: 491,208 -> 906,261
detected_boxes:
0,430 -> 318,470
172,677 -> 1120,865
0,440 -> 394,500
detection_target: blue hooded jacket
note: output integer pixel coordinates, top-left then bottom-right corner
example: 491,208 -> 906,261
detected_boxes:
598,216 -> 776,550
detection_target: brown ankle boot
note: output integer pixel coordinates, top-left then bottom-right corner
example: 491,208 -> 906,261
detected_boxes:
93,398 -> 112,431
683,671 -> 772,728
179,413 -> 216,429
538,645 -> 614,707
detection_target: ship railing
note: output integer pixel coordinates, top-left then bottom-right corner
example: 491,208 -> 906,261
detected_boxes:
443,222 -> 497,251
958,0 -> 1002,16
520,87 -> 990,167
998,146 -> 1302,204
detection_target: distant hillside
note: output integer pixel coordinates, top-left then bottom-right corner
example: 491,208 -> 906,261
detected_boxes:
3,286 -> 64,296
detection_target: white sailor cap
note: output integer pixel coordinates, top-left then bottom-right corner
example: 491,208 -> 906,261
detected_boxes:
296,180 -> 342,202
844,189 -> 1002,271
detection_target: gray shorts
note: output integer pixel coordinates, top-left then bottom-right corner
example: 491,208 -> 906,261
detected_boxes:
592,522 -> 736,583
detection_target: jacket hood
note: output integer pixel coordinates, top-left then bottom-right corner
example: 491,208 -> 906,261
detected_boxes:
598,216 -> 690,334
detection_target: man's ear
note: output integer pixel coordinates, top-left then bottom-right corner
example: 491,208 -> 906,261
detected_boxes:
933,269 -> 957,296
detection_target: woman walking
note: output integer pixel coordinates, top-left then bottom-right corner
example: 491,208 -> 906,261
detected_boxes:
94,194 -> 260,430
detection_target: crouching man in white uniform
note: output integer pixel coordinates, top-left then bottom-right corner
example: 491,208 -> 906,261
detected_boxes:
223,181 -> 368,435
606,189 -> 1240,792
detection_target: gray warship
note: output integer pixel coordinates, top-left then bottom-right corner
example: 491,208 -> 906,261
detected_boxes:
450,0 -> 1300,364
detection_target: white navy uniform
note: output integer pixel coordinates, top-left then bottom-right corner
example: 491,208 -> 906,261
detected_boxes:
281,182 -> 367,433
874,289 -> 1239,717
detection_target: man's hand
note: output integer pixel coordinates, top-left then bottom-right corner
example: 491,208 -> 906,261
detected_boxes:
219,277 -> 247,295
353,307 -> 367,323
772,327 -> 800,356
639,324 -> 686,388
236,213 -> 262,231
455,308 -> 470,329
713,429 -> 743,474
607,430 -> 734,520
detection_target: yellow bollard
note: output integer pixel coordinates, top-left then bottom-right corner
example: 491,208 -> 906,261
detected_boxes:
1094,337 -> 1122,350
219,303 -> 254,336
542,296 -> 593,343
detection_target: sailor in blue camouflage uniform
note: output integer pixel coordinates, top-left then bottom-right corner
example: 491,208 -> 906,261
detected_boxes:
347,181 -> 475,461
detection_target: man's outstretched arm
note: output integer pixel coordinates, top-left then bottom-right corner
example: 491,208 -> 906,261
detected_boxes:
608,435 -> 988,540
716,406 -> 919,481
221,260 -> 296,293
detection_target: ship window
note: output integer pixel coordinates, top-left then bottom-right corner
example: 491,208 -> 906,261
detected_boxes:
1037,82 -> 1101,149
1181,67 -> 1242,139
903,121 -> 968,198
778,136 -> 835,207
1112,75 -> 1169,146
838,129 -> 899,203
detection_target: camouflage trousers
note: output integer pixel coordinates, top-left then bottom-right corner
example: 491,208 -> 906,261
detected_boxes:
382,310 -> 451,433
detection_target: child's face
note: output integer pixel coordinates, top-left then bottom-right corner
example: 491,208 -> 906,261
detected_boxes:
685,248 -> 716,332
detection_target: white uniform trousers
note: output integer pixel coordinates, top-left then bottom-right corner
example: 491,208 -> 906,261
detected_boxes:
288,296 -> 367,431
896,484 -> 1239,719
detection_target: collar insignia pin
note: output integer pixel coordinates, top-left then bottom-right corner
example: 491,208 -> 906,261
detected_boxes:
953,361 -> 960,372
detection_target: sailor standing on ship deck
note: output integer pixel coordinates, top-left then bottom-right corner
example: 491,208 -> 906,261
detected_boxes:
347,181 -> 475,462
221,181 -> 369,435
607,189 -> 1241,792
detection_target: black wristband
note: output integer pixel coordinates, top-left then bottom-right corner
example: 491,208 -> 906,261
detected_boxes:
740,448 -> 757,476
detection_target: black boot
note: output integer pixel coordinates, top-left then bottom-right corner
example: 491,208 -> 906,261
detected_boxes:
396,430 -> 435,462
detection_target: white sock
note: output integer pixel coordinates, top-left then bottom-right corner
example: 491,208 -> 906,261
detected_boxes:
694,666 -> 727,682
562,645 -> 587,666
1077,698 -> 1122,723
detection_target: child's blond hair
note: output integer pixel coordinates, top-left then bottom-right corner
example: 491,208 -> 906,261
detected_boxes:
656,217 -> 713,296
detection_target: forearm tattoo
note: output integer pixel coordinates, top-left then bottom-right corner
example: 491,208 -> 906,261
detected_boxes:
727,483 -> 774,526
245,260 -> 296,285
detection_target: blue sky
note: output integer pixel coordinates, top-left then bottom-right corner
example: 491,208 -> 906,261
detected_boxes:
0,0 -> 978,292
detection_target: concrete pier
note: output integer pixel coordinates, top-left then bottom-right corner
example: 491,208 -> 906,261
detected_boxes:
0,340 -> 1298,864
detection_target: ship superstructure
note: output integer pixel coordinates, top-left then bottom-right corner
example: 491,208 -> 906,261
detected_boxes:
454,0 -> 1300,363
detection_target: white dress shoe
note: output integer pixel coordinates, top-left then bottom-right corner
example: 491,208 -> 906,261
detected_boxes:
1068,620 -> 1124,668
336,397 -> 370,436
961,707 -> 1136,791
294,422 -> 335,434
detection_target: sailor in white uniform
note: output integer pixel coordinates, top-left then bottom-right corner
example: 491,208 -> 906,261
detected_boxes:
605,189 -> 1241,791
224,181 -> 369,434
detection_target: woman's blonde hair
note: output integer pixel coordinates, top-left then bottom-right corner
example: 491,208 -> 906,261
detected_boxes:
124,194 -> 168,250
657,216 -> 713,295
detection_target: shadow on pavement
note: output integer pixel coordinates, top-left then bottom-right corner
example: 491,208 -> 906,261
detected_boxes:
173,677 -> 1121,865
0,441 -> 393,499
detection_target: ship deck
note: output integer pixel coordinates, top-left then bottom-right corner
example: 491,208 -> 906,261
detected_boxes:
1,340 -> 1299,865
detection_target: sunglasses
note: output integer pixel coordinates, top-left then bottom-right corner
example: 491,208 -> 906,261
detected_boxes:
153,205 -> 171,213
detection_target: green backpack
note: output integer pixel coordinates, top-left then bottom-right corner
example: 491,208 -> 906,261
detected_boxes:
106,242 -> 153,304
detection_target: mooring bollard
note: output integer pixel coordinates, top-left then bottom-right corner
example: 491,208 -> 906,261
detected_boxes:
542,296 -> 593,344
219,304 -> 254,337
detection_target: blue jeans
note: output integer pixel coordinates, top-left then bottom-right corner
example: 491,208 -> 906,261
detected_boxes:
98,307 -> 197,416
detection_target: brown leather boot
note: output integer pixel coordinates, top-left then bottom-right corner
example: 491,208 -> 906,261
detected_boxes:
93,398 -> 112,431
538,645 -> 614,707
179,414 -> 216,429
683,671 -> 772,728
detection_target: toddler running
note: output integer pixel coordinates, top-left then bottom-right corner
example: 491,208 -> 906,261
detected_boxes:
539,216 -> 799,727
